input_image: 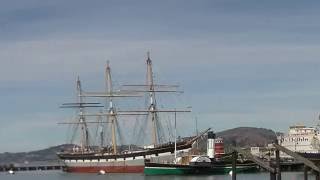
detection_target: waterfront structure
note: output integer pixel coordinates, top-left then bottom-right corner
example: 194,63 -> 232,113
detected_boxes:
278,124 -> 320,158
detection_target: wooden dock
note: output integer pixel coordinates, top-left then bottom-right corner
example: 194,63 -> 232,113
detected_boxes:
231,141 -> 320,180
0,161 -> 65,172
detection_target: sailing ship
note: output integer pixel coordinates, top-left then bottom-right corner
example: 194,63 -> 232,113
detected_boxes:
57,53 -> 206,173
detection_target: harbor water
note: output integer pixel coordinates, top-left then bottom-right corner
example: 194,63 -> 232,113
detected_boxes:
0,171 -> 312,180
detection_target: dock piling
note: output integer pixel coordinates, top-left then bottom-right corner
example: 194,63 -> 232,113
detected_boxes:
270,172 -> 276,180
269,160 -> 276,180
304,165 -> 308,180
232,151 -> 237,180
275,140 -> 281,180
315,171 -> 320,180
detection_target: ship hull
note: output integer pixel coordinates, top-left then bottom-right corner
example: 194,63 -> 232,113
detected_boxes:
64,165 -> 144,173
61,151 -> 177,173
144,163 -> 259,175
63,158 -> 146,173
58,139 -> 196,173
298,152 -> 320,160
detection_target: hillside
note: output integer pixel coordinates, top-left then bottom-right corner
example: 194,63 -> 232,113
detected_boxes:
0,144 -> 72,164
0,127 -> 277,164
217,127 -> 277,147
194,127 -> 277,153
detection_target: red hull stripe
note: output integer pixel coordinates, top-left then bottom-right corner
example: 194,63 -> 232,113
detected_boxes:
65,166 -> 144,173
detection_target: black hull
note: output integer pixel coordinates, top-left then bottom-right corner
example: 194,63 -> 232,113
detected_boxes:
298,152 -> 320,160
58,140 -> 193,160
144,162 -> 259,175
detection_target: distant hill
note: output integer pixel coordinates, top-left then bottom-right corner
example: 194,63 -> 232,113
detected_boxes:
196,127 -> 277,153
217,127 -> 277,147
0,127 -> 277,164
0,144 -> 72,164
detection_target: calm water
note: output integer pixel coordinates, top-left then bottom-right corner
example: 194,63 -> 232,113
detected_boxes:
0,171 -> 312,180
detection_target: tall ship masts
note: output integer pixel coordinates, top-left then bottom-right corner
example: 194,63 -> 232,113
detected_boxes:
57,53 -> 206,173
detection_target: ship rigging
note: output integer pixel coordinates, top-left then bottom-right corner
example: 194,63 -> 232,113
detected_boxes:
57,53 -> 205,173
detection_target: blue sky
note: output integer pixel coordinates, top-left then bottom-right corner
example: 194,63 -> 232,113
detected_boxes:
1,0 -> 320,152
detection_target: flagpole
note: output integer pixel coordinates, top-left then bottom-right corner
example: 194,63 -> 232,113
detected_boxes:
174,109 -> 177,164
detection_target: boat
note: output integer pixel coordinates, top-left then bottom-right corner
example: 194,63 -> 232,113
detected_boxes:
144,131 -> 259,175
98,170 -> 106,175
57,53 -> 205,173
278,123 -> 320,159
8,169 -> 15,175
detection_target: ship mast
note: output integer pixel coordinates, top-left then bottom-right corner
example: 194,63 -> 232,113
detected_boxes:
59,78 -> 104,153
78,62 -> 144,154
97,110 -> 104,149
146,52 -> 159,145
120,53 -> 191,146
61,55 -> 190,152
76,76 -> 90,152
105,61 -> 118,154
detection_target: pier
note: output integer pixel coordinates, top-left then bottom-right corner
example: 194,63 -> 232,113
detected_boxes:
0,161 -> 65,172
231,141 -> 320,180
